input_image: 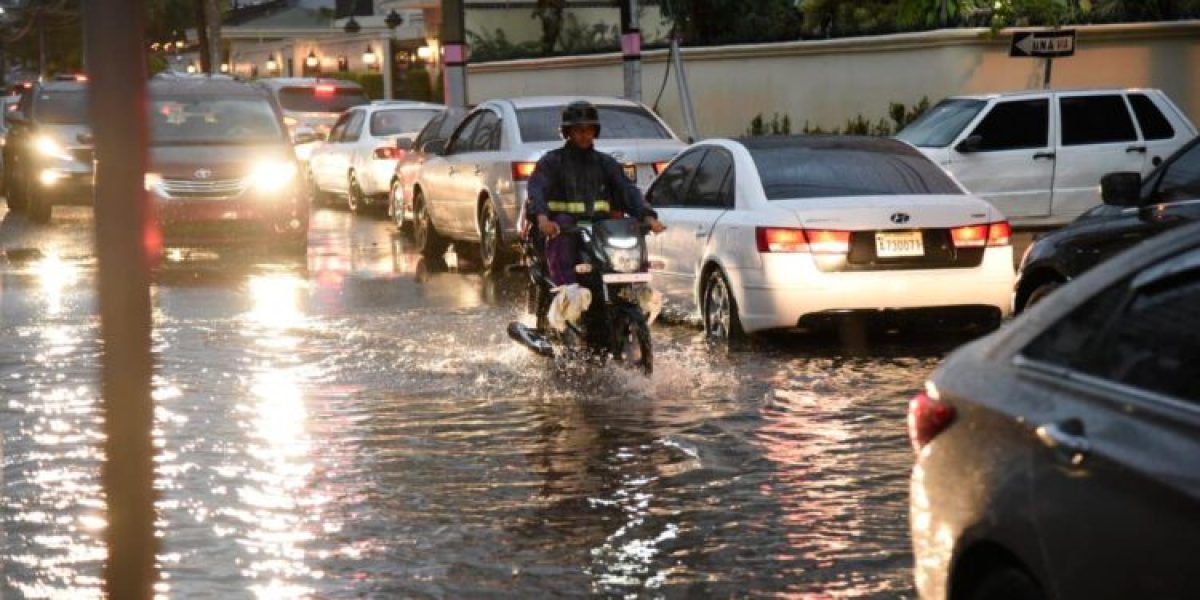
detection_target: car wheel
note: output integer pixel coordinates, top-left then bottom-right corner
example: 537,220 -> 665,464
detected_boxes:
347,172 -> 365,214
5,165 -> 27,212
479,198 -> 508,272
961,565 -> 1044,600
1024,281 -> 1062,311
413,190 -> 448,257
390,179 -> 410,234
702,269 -> 745,346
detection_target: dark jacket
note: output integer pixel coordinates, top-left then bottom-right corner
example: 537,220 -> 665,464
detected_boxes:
527,143 -> 656,222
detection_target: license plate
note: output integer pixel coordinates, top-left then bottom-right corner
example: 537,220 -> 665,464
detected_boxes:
875,231 -> 924,257
622,163 -> 637,182
603,272 -> 651,284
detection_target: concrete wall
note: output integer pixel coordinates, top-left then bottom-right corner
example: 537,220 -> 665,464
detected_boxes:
466,21 -> 1200,139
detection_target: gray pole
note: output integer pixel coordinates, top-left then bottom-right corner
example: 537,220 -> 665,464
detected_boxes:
37,9 -> 45,78
383,38 -> 394,99
1043,57 -> 1053,89
441,0 -> 468,107
204,0 -> 222,74
620,0 -> 641,102
670,36 -> 698,143
85,0 -> 157,597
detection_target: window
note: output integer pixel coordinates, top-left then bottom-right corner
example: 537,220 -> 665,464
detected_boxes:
342,110 -> 365,143
895,98 -> 987,148
414,112 -> 446,149
149,96 -> 284,145
748,145 -> 962,200
1156,141 -> 1200,201
369,109 -> 441,137
1023,278 -> 1130,369
1060,95 -> 1137,146
646,149 -> 706,207
1128,94 -> 1176,141
327,112 -> 352,143
968,99 -> 1048,151
276,86 -> 368,113
469,111 -> 501,152
446,112 -> 483,154
516,105 -> 672,142
687,148 -> 734,209
33,90 -> 89,124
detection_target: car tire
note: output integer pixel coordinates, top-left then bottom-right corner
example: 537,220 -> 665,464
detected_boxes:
961,565 -> 1044,600
413,190 -> 448,257
1024,280 -> 1061,311
346,172 -> 365,214
390,179 -> 411,234
479,198 -> 509,272
702,269 -> 746,346
5,165 -> 27,212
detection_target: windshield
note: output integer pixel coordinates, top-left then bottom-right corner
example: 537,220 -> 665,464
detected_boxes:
34,90 -> 89,124
895,98 -> 986,148
370,109 -> 441,137
149,96 -> 284,145
276,86 -> 369,113
749,146 -> 963,200
516,105 -> 672,142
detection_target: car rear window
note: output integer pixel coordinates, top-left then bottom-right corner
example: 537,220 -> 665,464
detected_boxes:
276,86 -> 369,113
895,98 -> 985,148
1128,93 -> 1176,141
749,147 -> 963,200
149,96 -> 284,145
34,90 -> 89,124
516,105 -> 671,142
369,109 -> 441,137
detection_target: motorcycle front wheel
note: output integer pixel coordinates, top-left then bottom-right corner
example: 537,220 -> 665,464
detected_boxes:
612,306 -> 653,375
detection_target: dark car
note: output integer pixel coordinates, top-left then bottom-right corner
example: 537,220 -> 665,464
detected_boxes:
910,220 -> 1200,600
146,76 -> 308,252
388,105 -> 469,231
1013,135 -> 1200,312
3,80 -> 94,223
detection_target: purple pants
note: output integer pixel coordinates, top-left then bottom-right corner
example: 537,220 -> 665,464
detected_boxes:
545,214 -> 579,285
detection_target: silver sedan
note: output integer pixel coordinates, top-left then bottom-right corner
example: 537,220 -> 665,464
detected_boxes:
410,95 -> 684,271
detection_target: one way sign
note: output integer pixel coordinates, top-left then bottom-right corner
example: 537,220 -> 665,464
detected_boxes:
1010,30 -> 1076,58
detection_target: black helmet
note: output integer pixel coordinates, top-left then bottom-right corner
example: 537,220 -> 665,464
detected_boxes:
560,100 -> 601,138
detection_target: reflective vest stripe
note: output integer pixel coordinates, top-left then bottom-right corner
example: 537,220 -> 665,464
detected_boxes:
548,200 -> 610,214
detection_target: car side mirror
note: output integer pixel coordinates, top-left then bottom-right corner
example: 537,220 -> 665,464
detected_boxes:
1100,172 -> 1142,207
293,127 -> 319,146
395,137 -> 415,152
954,134 -> 982,154
422,138 -> 446,155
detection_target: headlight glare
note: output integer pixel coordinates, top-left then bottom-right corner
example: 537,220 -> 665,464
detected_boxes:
606,246 -> 642,273
144,172 -> 163,192
250,161 -> 298,194
35,136 -> 71,160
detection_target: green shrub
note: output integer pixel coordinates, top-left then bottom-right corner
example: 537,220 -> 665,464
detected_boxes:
759,96 -> 930,137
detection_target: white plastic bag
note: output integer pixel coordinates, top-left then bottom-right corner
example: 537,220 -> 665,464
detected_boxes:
547,284 -> 593,332
638,287 -> 664,325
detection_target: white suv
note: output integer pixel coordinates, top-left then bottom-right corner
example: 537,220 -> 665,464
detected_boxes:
897,88 -> 1196,227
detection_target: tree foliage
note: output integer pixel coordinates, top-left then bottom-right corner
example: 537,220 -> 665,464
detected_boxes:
659,0 -> 804,45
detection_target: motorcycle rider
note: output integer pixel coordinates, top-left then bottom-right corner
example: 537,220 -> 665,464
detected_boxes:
526,100 -> 666,286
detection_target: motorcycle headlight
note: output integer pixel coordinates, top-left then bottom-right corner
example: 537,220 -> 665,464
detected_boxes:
250,160 -> 298,195
605,246 -> 642,273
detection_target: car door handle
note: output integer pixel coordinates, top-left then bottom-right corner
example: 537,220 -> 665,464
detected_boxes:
473,165 -> 483,175
694,225 -> 709,238
1125,145 -> 1147,154
1032,152 -> 1056,160
1036,419 -> 1091,465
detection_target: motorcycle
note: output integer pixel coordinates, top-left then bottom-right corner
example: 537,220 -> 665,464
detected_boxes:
507,217 -> 655,374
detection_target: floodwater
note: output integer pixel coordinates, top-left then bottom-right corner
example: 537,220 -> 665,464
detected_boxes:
0,206 -> 964,598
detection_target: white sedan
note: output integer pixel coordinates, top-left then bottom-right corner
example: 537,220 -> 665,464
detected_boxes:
308,100 -> 442,213
645,136 -> 1015,342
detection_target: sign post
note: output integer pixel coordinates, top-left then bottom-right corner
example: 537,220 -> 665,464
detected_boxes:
1010,29 -> 1076,89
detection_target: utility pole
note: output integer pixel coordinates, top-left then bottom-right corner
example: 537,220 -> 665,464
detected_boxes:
37,8 -> 45,78
203,0 -> 222,74
85,0 -> 157,597
620,0 -> 640,102
195,0 -> 210,72
441,0 -> 467,107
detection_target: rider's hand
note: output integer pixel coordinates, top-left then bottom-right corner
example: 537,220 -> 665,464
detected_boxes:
646,216 -> 667,234
538,215 -> 560,238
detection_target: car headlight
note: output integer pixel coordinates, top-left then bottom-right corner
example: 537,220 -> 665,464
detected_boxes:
605,246 -> 642,273
35,136 -> 71,160
250,161 -> 298,194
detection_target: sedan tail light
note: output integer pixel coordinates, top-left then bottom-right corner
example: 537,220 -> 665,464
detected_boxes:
373,146 -> 405,160
755,227 -> 851,255
652,161 -> 671,175
950,221 -> 1011,248
511,161 -> 537,181
908,387 -> 956,452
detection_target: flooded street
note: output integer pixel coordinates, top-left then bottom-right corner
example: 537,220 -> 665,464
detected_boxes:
0,206 -> 964,598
